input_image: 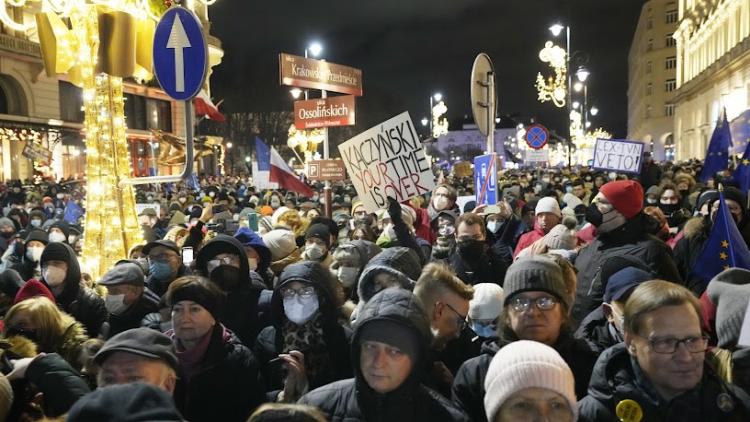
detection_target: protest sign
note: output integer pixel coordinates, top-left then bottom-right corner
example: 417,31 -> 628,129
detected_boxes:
592,139 -> 645,174
338,111 -> 435,213
738,298 -> 750,347
135,203 -> 160,217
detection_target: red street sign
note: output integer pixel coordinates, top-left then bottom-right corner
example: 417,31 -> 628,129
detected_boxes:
525,124 -> 549,150
294,96 -> 356,129
307,159 -> 347,181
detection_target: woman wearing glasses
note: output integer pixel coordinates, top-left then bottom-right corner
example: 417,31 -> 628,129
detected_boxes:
452,256 -> 597,422
254,261 -> 352,403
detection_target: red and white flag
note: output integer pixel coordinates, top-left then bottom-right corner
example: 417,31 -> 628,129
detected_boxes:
194,90 -> 226,122
269,147 -> 313,197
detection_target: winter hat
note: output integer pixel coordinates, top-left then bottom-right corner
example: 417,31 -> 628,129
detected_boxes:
95,328 -> 178,370
543,224 -> 577,250
305,223 -> 331,249
98,262 -> 145,287
696,189 -> 719,212
0,269 -> 24,298
271,206 -> 291,226
13,279 -> 56,305
332,244 -> 362,268
503,256 -> 569,310
359,319 -> 420,363
484,340 -> 577,422
645,185 -> 662,198
598,180 -> 644,219
535,196 -> 561,218
604,266 -> 653,303
0,374 -> 11,422
0,217 -> 13,230
25,229 -> 48,245
351,200 -> 366,216
707,268 -> 750,348
469,283 -> 504,320
263,229 -> 297,261
562,193 -> 582,210
49,220 -> 71,238
167,278 -> 224,320
39,241 -> 70,264
67,383 -> 184,422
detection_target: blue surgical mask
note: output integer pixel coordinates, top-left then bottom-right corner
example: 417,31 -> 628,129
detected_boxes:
149,261 -> 173,280
471,321 -> 497,339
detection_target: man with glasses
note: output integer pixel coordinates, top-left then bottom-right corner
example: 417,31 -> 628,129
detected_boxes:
442,212 -> 507,286
143,240 -> 190,297
579,280 -> 750,421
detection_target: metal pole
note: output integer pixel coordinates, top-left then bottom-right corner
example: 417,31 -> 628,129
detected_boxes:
486,71 -> 495,155
566,25 -> 572,168
323,88 -> 332,218
429,95 -> 433,138
583,83 -> 588,132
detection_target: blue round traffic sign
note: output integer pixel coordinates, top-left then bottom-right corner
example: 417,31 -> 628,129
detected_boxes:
153,7 -> 208,101
525,124 -> 549,150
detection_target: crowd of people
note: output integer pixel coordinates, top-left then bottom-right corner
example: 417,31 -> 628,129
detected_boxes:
0,153 -> 748,421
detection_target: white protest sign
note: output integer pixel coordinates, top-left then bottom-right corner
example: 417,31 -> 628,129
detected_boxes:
738,297 -> 750,347
456,195 -> 475,214
338,111 -> 436,213
592,139 -> 645,174
525,149 -> 549,163
135,203 -> 160,217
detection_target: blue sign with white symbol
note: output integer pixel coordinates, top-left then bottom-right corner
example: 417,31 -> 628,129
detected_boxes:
525,124 -> 549,150
153,7 -> 207,101
474,153 -> 497,205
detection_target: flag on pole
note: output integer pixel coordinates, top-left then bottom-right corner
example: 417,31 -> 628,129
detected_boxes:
698,109 -> 732,183
269,147 -> 313,197
733,139 -> 750,194
194,90 -> 226,122
693,187 -> 750,284
255,137 -> 271,171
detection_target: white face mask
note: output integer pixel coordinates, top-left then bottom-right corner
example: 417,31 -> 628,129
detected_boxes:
283,294 -> 319,325
26,246 -> 44,263
105,294 -> 128,315
305,244 -> 325,261
486,221 -> 501,233
30,219 -> 42,228
337,266 -> 359,288
43,266 -> 66,286
48,231 -> 66,243
248,257 -> 258,272
434,196 -> 449,210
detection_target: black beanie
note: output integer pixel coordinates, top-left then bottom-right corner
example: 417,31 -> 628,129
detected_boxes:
67,383 -> 184,421
305,223 -> 331,249
359,319 -> 420,363
25,229 -> 48,245
40,241 -> 71,265
167,279 -> 225,320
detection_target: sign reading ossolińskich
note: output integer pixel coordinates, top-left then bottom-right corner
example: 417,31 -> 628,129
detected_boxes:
279,53 -> 363,96
294,95 -> 356,129
338,112 -> 436,213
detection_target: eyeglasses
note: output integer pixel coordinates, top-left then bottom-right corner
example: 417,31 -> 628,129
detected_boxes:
443,303 -> 468,331
280,285 -> 316,299
147,253 -> 177,263
642,335 -> 709,354
207,256 -> 240,270
509,295 -> 558,313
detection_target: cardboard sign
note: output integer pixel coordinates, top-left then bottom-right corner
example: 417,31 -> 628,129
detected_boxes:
279,53 -> 363,96
308,159 -> 346,181
738,297 -> 750,347
338,112 -> 435,212
294,95 -> 356,129
592,139 -> 645,174
135,203 -> 161,217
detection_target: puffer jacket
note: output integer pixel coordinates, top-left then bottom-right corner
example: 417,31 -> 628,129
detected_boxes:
578,343 -> 750,422
195,234 -> 267,347
574,306 -> 623,354
40,242 -> 106,337
673,216 -> 712,294
572,215 -> 682,323
254,261 -> 352,395
299,288 -> 469,422
513,222 -> 545,257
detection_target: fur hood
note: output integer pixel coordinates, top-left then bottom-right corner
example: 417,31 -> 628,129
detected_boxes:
683,216 -> 709,240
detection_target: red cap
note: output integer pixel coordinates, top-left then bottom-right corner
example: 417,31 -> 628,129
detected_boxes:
599,180 -> 644,219
14,279 -> 56,305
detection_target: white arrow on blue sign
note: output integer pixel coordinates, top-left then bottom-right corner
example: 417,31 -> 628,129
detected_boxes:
153,7 -> 207,101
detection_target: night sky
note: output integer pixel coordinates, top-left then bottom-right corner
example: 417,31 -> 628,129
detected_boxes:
209,0 -> 644,140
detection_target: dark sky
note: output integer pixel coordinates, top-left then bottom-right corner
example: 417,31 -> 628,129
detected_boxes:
209,0 -> 644,139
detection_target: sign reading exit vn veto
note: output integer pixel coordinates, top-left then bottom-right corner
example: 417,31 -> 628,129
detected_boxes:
592,139 -> 645,174
153,7 -> 207,101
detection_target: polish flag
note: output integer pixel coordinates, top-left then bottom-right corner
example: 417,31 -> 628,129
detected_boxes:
269,147 -> 314,197
194,90 -> 226,122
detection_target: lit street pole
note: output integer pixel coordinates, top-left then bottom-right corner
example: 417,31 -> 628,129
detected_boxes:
550,23 -> 572,167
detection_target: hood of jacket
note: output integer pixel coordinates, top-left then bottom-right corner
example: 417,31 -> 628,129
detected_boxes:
39,242 -> 81,305
271,260 -> 339,327
195,234 -> 251,289
234,227 -> 272,271
349,240 -> 382,267
356,247 -> 420,303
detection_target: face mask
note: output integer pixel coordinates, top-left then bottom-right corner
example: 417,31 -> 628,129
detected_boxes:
26,246 -> 43,263
646,198 -> 658,205
208,192 -> 216,198
283,294 -> 319,325
248,258 -> 258,272
434,196 -> 449,210
6,326 -> 37,343
0,231 -> 13,239
56,193 -> 64,199
270,199 -> 281,209
344,196 -> 352,204
438,224 -> 455,237
486,221 -> 501,233
457,239 -> 485,259
210,265 -> 241,290
178,197 -> 187,204
471,321 -> 497,338
43,266 -> 67,287
30,219 -> 41,228
312,195 -> 319,202
565,186 -> 573,194
305,244 -> 325,261
48,231 -> 66,243
149,261 -> 173,281
585,203 -> 626,234
542,177 -> 550,184
105,294 -> 129,315
608,172 -> 617,181
659,203 -> 680,216
337,266 -> 359,288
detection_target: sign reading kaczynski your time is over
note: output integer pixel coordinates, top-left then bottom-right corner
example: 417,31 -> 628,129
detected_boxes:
338,112 -> 436,213
592,138 -> 645,174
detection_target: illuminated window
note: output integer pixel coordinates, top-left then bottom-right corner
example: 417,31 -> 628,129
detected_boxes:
666,9 -> 678,24
665,79 -> 676,92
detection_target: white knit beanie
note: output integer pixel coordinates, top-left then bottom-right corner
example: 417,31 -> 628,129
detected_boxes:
544,224 -> 577,250
469,283 -> 504,320
271,206 -> 290,226
484,340 -> 577,421
535,196 -> 562,218
262,229 -> 297,261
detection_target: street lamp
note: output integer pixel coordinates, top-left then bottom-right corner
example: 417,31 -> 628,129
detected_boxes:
590,106 -> 599,116
549,23 -> 564,37
573,81 -> 583,92
575,66 -> 590,82
421,117 -> 429,126
549,22 -> 572,167
226,142 -> 234,174
307,42 -> 323,58
290,88 -> 302,99
572,101 -> 580,109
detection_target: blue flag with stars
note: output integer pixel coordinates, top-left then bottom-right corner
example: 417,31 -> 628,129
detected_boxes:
693,189 -> 750,284
733,138 -> 750,194
729,108 -> 750,155
698,111 -> 732,183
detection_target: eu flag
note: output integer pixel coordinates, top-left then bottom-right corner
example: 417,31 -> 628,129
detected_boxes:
729,108 -> 750,156
698,111 -> 732,183
254,137 -> 271,171
63,201 -> 83,225
732,139 -> 750,194
693,188 -> 750,284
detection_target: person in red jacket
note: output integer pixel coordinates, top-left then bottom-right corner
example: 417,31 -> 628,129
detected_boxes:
513,196 -> 562,258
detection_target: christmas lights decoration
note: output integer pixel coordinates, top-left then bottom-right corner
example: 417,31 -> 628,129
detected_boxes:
535,41 -> 568,108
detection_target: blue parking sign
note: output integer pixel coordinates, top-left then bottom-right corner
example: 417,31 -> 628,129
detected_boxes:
474,153 -> 497,205
153,7 -> 207,101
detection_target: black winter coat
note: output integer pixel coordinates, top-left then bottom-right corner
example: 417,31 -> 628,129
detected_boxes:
443,243 -> 507,286
172,325 -> 264,422
574,307 -> 623,354
299,288 -> 468,422
572,216 -> 682,323
673,216 -> 712,295
104,287 -> 160,339
452,331 -> 596,422
578,343 -> 750,422
25,353 -> 91,417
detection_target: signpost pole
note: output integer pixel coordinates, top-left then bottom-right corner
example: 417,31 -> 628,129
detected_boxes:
322,88 -> 332,218
486,71 -> 494,156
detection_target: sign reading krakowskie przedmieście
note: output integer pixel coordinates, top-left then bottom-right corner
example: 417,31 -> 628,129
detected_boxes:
279,53 -> 363,96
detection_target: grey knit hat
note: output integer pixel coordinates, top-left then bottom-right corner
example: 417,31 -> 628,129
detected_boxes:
707,267 -> 750,348
503,256 -> 568,310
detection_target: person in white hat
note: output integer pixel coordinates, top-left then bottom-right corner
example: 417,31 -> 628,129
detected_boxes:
513,197 -> 562,258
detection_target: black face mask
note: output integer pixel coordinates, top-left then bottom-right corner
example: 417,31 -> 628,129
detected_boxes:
6,326 -> 38,343
585,203 -> 603,227
210,265 -> 241,291
0,231 -> 13,239
659,203 -> 680,216
457,239 -> 485,260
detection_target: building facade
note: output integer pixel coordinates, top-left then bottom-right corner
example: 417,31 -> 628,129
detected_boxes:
672,0 -> 750,160
628,0 -> 679,161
